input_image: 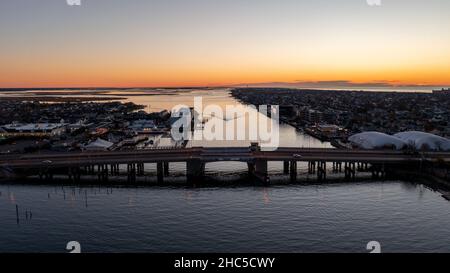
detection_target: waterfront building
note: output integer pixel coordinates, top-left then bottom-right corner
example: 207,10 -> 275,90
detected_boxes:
308,109 -> 324,123
394,131 -> 450,151
0,123 -> 67,138
128,119 -> 157,134
83,138 -> 114,151
348,132 -> 407,150
432,88 -> 450,95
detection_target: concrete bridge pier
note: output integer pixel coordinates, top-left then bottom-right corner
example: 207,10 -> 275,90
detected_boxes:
333,162 -> 342,173
318,161 -> 327,182
135,163 -> 144,176
97,164 -> 109,183
344,162 -> 356,181
42,170 -> 53,181
127,164 -> 136,183
68,167 -> 73,181
68,167 -> 81,183
283,161 -> 290,175
371,164 -> 386,180
247,162 -> 255,177
157,162 -> 164,184
74,167 -> 81,182
110,164 -> 120,176
308,161 -> 316,174
38,169 -> 43,181
357,163 -> 369,172
255,159 -> 269,185
164,162 -> 169,176
290,161 -> 297,183
187,159 -> 205,184
86,165 -> 95,175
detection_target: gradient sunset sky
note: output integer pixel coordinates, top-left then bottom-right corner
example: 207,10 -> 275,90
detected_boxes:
0,0 -> 449,88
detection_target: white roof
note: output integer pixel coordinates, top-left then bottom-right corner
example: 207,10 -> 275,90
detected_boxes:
85,138 -> 114,149
3,123 -> 66,131
394,131 -> 450,151
349,132 -> 407,150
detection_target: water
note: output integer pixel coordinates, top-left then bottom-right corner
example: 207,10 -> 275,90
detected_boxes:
1,182 -> 449,253
0,88 -> 449,252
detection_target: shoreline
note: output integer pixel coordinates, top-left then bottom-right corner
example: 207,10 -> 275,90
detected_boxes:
0,96 -> 126,102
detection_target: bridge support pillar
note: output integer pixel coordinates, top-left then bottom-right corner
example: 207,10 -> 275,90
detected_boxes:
136,163 -> 144,176
86,165 -> 95,175
127,164 -> 136,183
247,162 -> 255,177
332,162 -> 341,173
110,164 -> 120,176
344,162 -> 356,181
75,167 -> 81,183
157,162 -> 164,184
283,161 -> 290,175
187,159 -> 205,184
254,159 -> 269,185
97,164 -> 109,183
290,161 -> 297,183
69,167 -> 81,183
318,161 -> 326,182
68,167 -> 73,182
371,164 -> 386,180
44,170 -> 53,181
308,161 -> 317,174
164,162 -> 169,176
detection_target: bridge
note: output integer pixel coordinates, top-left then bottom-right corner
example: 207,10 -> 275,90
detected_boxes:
1,145 -> 449,184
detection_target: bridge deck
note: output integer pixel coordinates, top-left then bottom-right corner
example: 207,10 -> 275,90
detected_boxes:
1,147 -> 449,169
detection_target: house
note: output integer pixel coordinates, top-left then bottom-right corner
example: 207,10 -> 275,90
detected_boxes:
128,119 -> 157,134
83,138 -> 114,151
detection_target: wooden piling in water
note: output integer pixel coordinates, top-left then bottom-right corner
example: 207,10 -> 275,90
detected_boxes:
15,204 -> 19,224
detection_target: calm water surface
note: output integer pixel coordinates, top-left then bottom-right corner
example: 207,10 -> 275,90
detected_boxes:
0,181 -> 449,253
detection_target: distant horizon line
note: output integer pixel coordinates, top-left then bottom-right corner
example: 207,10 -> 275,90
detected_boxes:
0,80 -> 448,91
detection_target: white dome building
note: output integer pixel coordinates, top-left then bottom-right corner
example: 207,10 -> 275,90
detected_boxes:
348,132 -> 407,150
394,131 -> 450,151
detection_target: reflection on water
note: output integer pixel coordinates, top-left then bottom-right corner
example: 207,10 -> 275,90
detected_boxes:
123,88 -> 332,148
1,182 -> 450,253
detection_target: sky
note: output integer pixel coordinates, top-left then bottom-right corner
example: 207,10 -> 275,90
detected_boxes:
0,0 -> 449,88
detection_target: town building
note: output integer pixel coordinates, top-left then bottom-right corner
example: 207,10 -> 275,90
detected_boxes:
432,88 -> 450,95
0,123 -> 67,138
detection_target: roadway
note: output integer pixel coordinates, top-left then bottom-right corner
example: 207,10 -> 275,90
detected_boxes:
1,147 -> 450,169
